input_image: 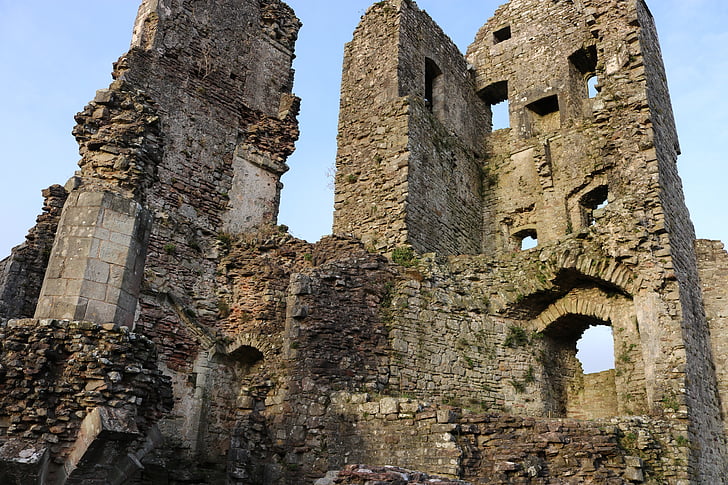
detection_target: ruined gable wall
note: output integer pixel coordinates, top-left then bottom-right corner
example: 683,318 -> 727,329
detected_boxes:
115,0 -> 300,365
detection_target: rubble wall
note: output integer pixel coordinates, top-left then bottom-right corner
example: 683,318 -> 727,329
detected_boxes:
322,394 -> 689,484
0,318 -> 171,483
0,185 -> 67,321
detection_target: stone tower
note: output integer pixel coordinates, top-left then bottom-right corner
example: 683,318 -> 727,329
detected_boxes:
334,0 -> 728,482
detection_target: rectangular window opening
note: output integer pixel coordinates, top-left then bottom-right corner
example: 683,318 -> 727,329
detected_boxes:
527,95 -> 560,117
479,81 -> 510,131
493,26 -> 512,44
526,95 -> 560,135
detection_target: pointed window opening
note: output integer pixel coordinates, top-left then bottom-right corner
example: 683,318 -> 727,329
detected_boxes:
479,81 -> 510,131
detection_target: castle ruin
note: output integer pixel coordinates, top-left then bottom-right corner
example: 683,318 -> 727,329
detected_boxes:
0,0 -> 727,483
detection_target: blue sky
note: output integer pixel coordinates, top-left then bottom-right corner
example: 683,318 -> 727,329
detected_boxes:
0,1 -> 725,372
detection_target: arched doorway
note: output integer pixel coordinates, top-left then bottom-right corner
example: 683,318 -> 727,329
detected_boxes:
541,314 -> 618,419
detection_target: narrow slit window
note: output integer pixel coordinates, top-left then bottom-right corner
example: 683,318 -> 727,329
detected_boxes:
587,75 -> 599,98
493,26 -> 512,44
425,58 -> 444,117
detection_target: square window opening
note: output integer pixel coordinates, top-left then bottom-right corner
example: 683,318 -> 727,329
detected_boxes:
493,26 -> 512,44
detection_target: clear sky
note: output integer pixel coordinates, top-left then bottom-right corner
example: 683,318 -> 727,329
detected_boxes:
0,1 -> 725,373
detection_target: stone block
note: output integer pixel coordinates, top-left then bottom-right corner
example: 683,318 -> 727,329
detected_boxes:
380,397 -> 399,415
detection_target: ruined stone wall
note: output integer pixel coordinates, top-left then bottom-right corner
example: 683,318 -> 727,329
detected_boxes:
634,2 -> 726,479
383,240 -> 649,420
464,0 -> 727,480
333,2 -> 411,252
0,185 -> 67,322
696,239 -> 728,437
321,394 -> 689,484
7,0 -> 304,479
334,0 -> 487,256
0,318 -> 171,484
396,0 -> 487,256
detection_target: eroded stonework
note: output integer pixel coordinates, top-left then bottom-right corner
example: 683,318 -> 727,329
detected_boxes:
1,0 -> 727,484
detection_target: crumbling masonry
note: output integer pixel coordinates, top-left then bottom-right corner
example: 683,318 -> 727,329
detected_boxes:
1,0 -> 727,484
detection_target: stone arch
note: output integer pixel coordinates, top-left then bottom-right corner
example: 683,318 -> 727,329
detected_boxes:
495,248 -> 640,314
221,332 -> 276,360
532,287 -> 647,419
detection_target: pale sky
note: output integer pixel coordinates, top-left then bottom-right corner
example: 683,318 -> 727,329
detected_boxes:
0,1 -> 725,372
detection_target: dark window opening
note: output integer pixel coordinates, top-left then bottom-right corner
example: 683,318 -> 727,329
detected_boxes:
493,26 -> 512,44
527,95 -> 560,116
479,81 -> 510,131
569,45 -> 599,99
526,95 -> 560,135
229,345 -> 264,366
425,58 -> 443,116
580,185 -> 608,226
513,228 -> 538,251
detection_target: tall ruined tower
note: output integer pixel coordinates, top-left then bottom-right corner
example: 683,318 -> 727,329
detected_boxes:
334,0 -> 728,482
333,0 -> 487,255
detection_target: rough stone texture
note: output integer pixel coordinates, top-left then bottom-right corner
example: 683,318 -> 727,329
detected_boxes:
696,239 -> 728,437
320,465 -> 471,484
319,394 -> 688,484
0,185 -> 67,322
0,318 -> 171,484
334,0 -> 487,256
1,0 -> 727,483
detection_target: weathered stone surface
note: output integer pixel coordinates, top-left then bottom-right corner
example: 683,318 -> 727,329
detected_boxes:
0,185 -> 67,322
1,0 -> 727,483
0,318 -> 171,483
